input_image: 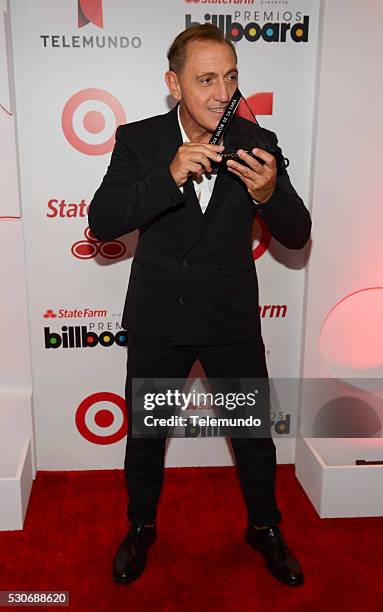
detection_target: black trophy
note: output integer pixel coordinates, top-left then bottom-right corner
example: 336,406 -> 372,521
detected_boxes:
209,87 -> 289,176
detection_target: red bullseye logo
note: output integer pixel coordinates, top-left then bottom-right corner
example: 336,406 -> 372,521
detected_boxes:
71,226 -> 126,260
252,216 -> 271,260
62,88 -> 126,155
75,392 -> 127,444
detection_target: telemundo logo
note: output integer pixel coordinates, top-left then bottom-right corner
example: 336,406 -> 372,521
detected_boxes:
186,14 -> 309,43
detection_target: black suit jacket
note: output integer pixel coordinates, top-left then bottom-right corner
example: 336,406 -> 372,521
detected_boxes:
88,104 -> 311,345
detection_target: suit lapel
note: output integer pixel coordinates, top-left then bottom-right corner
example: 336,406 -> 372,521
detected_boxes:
195,121 -> 239,230
157,105 -> 206,226
157,103 -> 182,167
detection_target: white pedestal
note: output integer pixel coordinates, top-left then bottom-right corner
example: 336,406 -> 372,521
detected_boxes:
295,434 -> 383,518
0,390 -> 34,530
0,438 -> 32,530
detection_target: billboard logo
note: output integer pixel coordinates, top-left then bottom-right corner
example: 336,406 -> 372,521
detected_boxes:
186,14 -> 309,43
75,392 -> 127,445
44,325 -> 127,349
62,88 -> 126,155
71,226 -> 127,260
271,412 -> 291,435
78,0 -> 103,28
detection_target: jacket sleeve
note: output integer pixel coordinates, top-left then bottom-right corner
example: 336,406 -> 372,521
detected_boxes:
251,135 -> 312,250
88,125 -> 186,241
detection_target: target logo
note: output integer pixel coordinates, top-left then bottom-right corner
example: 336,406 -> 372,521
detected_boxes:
71,226 -> 126,260
75,392 -> 127,445
252,216 -> 271,260
62,88 -> 126,155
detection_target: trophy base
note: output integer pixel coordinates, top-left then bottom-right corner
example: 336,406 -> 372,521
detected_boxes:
213,150 -> 289,175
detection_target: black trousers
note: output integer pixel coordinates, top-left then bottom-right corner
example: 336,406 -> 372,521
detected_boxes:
124,332 -> 282,527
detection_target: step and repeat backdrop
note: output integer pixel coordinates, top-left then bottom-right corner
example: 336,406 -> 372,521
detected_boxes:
10,0 -> 321,469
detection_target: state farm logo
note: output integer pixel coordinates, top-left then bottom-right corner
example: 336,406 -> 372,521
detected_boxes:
71,226 -> 126,260
47,198 -> 89,218
258,304 -> 287,319
78,0 -> 103,28
185,0 -> 255,3
75,392 -> 127,444
43,309 -> 57,319
43,308 -> 108,319
62,88 -> 126,155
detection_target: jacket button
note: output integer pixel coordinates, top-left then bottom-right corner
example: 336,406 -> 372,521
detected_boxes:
177,296 -> 185,305
181,259 -> 188,267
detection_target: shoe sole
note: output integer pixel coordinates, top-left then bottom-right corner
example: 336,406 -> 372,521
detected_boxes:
245,533 -> 304,587
112,565 -> 146,584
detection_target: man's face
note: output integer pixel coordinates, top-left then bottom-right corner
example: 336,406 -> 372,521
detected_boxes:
169,40 -> 238,139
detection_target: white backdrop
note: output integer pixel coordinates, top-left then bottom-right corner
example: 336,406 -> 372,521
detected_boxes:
300,0 -> 383,438
9,0 -> 321,469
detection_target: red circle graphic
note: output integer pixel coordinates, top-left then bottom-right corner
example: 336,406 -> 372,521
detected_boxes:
252,216 -> 271,260
62,88 -> 126,155
85,227 -> 98,242
99,241 -> 126,259
75,392 -> 127,445
83,110 -> 105,134
71,241 -> 98,259
94,409 -> 115,428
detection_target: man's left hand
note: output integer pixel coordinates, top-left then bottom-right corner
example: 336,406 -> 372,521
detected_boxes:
227,148 -> 277,204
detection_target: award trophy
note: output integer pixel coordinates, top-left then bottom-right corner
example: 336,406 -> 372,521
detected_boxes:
209,87 -> 289,176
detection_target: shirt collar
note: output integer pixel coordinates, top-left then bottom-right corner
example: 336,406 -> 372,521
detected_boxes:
177,104 -> 189,144
177,104 -> 224,149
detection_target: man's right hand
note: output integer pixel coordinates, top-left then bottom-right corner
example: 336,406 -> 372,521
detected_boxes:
170,143 -> 225,187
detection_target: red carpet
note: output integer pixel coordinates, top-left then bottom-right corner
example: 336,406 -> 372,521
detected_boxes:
0,465 -> 382,611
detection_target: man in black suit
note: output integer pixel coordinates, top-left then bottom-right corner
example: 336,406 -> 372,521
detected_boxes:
88,24 -> 311,587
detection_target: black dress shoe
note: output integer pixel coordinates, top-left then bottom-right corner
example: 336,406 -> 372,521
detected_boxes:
112,523 -> 157,584
245,524 -> 304,586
